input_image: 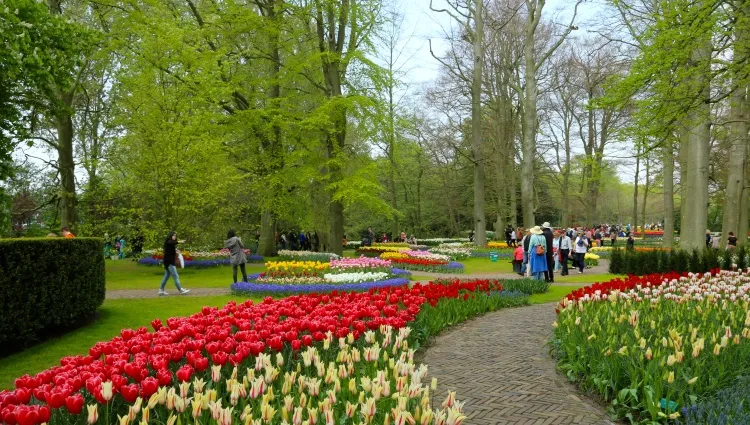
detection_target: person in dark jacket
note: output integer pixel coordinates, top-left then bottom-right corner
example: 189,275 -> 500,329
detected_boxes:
159,231 -> 190,296
225,229 -> 248,283
542,222 -> 555,282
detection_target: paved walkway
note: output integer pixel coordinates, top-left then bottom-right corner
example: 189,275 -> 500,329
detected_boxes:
422,303 -> 615,425
107,288 -> 228,299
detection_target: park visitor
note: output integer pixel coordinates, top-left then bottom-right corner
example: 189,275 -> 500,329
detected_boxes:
574,231 -> 589,274
552,230 -> 561,272
513,243 -> 524,274
626,232 -> 635,250
527,226 -> 548,281
505,226 -> 513,246
61,227 -> 75,238
119,236 -> 126,259
728,232 -> 738,248
521,229 -> 531,274
610,225 -> 617,246
558,230 -> 571,276
225,229 -> 248,283
159,231 -> 190,296
510,228 -> 517,247
542,222 -> 554,282
400,231 -> 406,242
706,229 -> 712,249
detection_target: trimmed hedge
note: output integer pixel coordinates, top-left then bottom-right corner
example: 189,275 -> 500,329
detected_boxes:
0,237 -> 105,353
609,245 -> 748,275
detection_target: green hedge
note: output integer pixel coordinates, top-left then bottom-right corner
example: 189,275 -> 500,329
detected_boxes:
0,237 -> 105,353
609,245 -> 747,275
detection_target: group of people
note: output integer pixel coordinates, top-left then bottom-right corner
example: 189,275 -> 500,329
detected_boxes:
706,230 -> 739,249
278,230 -> 319,252
363,228 -> 416,246
511,223 -> 638,281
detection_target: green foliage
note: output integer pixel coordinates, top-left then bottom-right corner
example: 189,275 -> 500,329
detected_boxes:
0,0 -> 92,177
608,248 -> 734,275
497,278 -> 550,295
0,237 -> 105,353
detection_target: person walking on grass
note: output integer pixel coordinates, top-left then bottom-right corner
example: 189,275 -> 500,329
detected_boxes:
225,229 -> 248,283
527,226 -> 548,281
574,231 -> 589,274
159,231 -> 190,296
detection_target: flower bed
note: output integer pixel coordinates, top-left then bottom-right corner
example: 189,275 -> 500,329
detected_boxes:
429,245 -> 473,260
329,256 -> 392,273
138,255 -> 264,268
554,270 -> 750,423
0,279 -> 529,425
387,257 -> 465,273
277,250 -> 340,262
231,276 -> 410,294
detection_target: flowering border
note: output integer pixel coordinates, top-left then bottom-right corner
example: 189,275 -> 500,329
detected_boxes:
137,255 -> 264,268
230,277 -> 410,295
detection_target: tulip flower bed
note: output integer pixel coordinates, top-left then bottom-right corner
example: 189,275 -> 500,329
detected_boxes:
138,249 -> 264,268
232,258 -> 412,294
553,270 -> 750,423
0,279 -> 528,425
277,250 -> 340,262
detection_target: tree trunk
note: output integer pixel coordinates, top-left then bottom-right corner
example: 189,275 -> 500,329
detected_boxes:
57,96 -> 76,229
48,0 -> 76,229
680,37 -> 712,250
663,143 -> 675,247
721,10 -> 748,246
521,45 -> 537,228
471,0 -> 486,247
633,146 -> 640,230
678,130 -> 689,234
642,156 -> 650,233
258,210 -> 277,256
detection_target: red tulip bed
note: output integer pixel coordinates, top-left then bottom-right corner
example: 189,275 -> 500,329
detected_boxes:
0,279 -> 524,425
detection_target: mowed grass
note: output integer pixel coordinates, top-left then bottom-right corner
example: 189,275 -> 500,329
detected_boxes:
106,260 -> 265,291
554,273 -> 622,284
0,295 -> 260,390
461,257 -> 515,274
529,285 -> 586,304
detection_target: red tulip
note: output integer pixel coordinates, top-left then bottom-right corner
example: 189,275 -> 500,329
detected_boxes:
15,407 -> 38,425
140,377 -> 159,398
156,369 -> 172,386
46,391 -> 65,409
3,407 -> 17,425
175,365 -> 193,383
120,384 -> 139,403
65,394 -> 84,415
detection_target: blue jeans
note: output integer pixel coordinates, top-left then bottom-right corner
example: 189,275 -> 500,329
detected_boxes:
160,265 -> 183,291
521,252 -> 528,273
533,272 -> 545,281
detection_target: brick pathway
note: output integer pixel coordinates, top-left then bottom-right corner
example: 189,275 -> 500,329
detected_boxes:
422,303 -> 615,425
107,288 -> 229,299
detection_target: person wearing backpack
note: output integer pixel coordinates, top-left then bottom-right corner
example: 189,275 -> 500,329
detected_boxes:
527,226 -> 548,280
574,231 -> 589,274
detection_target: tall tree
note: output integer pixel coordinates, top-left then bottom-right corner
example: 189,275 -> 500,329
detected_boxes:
518,0 -> 581,228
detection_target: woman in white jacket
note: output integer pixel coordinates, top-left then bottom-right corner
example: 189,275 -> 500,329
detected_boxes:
573,231 -> 589,274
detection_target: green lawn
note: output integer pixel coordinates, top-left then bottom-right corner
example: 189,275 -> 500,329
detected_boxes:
554,273 -> 622,284
529,285 -> 585,304
106,260 -> 265,290
461,257 -> 515,274
0,295 -> 259,390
